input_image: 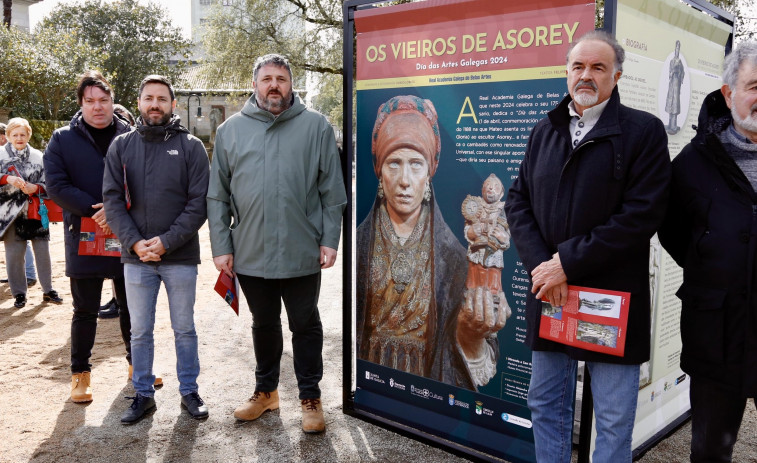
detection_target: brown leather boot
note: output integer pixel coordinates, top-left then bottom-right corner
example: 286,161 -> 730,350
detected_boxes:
233,390 -> 279,421
128,365 -> 163,387
71,372 -> 93,403
301,398 -> 325,433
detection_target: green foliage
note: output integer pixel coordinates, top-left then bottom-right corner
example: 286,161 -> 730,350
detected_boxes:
39,0 -> 192,110
709,0 -> 755,42
29,119 -> 68,149
202,0 -> 342,78
0,26 -> 103,120
312,73 -> 343,128
596,0 -> 605,29
200,0 -> 343,122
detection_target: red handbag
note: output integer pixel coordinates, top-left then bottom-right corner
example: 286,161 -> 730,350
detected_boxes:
27,195 -> 42,220
8,164 -> 62,223
27,195 -> 63,225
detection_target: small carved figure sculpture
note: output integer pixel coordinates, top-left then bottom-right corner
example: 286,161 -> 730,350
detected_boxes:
462,173 -> 511,299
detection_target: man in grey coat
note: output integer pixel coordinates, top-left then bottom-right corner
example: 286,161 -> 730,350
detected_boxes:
103,75 -> 210,425
207,54 -> 346,433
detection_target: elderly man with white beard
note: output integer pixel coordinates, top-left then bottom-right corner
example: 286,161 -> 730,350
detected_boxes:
659,41 -> 757,463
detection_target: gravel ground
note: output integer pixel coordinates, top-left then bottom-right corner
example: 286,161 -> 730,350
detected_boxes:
1,222 -> 755,462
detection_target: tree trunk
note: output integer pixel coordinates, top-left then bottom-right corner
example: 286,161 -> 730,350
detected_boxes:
3,0 -> 11,29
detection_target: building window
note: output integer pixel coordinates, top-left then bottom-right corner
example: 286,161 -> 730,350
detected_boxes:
199,0 -> 211,4
222,0 -> 233,5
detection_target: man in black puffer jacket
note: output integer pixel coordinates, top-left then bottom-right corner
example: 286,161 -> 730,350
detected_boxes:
659,41 -> 757,462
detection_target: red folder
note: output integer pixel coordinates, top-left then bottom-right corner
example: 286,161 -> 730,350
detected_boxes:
539,285 -> 630,357
214,270 -> 240,315
78,217 -> 122,257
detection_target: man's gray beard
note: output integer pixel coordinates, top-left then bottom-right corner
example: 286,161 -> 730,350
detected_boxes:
573,92 -> 599,108
731,98 -> 757,134
259,92 -> 292,113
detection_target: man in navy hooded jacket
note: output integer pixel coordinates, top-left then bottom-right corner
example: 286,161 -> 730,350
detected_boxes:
45,70 -> 133,404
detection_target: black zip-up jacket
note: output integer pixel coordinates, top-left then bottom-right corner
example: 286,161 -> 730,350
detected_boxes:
506,87 -> 671,365
102,115 -> 209,265
44,111 -> 132,278
659,90 -> 757,396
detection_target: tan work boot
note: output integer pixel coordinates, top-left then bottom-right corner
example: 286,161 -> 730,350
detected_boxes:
233,390 -> 279,421
128,365 -> 163,387
301,398 -> 325,433
71,372 -> 93,403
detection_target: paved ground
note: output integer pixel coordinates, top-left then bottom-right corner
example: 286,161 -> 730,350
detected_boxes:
1,222 -> 755,462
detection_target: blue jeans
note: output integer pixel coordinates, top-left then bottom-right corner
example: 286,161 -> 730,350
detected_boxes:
528,351 -> 640,463
125,263 -> 200,397
25,243 -> 36,279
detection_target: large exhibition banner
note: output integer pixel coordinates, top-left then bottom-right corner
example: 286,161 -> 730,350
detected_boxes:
353,1 -> 594,460
612,0 -> 732,452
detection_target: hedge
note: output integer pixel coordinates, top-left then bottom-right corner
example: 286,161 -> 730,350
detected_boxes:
29,120 -> 69,150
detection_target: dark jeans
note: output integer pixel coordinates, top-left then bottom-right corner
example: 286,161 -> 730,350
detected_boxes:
70,276 -> 130,373
237,272 -> 323,399
690,375 -> 756,462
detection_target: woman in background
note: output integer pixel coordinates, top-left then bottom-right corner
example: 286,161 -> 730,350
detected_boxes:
0,118 -> 62,308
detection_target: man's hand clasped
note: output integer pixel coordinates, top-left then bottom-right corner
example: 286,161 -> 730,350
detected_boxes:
133,236 -> 166,262
531,252 -> 568,307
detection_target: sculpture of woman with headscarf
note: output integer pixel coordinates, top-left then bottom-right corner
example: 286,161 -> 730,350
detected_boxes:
356,95 -> 508,389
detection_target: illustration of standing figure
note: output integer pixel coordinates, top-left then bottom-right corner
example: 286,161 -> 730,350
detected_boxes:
665,40 -> 685,134
462,174 -> 512,312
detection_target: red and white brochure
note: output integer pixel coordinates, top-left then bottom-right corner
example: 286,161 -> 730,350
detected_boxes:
539,285 -> 630,357
78,217 -> 122,257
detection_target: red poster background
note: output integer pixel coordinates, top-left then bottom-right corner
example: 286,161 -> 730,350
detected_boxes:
356,0 -> 594,80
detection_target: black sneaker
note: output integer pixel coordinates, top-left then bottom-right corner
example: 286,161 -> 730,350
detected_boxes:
14,294 -> 26,308
98,298 -> 119,319
1,278 -> 8,283
121,394 -> 156,425
100,297 -> 116,312
43,291 -> 63,304
26,278 -> 37,287
180,392 -> 209,420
